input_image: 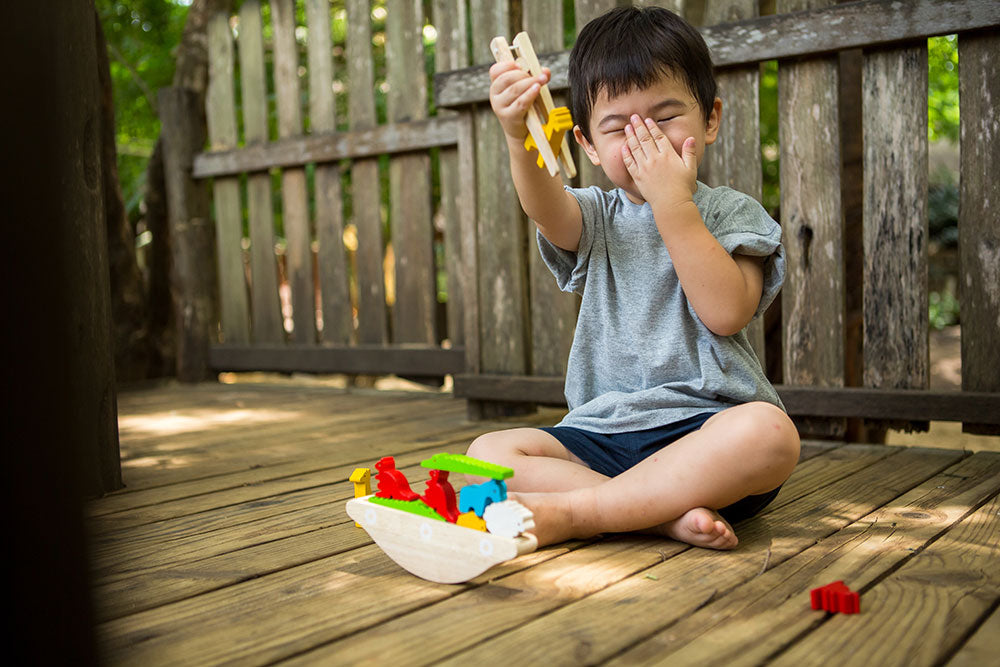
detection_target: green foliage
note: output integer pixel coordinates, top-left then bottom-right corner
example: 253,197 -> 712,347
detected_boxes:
97,0 -> 190,225
928,35 -> 959,143
929,289 -> 960,330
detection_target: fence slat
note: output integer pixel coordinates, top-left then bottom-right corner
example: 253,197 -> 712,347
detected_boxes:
523,1 -> 578,378
434,0 -> 469,348
958,29 -> 1000,435
236,0 -> 283,343
271,0 -> 315,343
470,0 -> 532,416
862,43 -> 929,433
386,0 -> 436,346
346,0 -> 388,345
702,0 -> 766,366
304,0 -> 351,345
778,0 -> 845,437
206,10 -> 249,344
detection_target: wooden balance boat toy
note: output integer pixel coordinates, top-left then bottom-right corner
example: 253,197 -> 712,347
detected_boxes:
346,453 -> 537,584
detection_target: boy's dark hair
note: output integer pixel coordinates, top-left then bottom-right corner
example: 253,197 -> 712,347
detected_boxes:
569,6 -> 717,142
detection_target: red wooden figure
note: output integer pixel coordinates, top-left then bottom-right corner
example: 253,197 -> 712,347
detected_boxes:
421,469 -> 459,522
374,456 -> 419,501
810,580 -> 860,614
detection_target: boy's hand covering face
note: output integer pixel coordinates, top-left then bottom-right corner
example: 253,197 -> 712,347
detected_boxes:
621,114 -> 698,210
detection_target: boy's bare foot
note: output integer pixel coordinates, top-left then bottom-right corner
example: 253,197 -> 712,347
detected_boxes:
655,507 -> 738,550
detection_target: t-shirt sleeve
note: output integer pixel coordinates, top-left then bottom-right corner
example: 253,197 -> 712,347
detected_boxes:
705,188 -> 786,318
535,185 -> 600,295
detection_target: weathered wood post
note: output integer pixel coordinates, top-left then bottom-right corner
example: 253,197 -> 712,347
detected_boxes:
159,86 -> 218,381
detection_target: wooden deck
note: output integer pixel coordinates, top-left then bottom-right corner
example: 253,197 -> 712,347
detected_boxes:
92,381 -> 999,666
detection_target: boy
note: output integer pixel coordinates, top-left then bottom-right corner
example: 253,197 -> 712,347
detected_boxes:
468,6 -> 800,549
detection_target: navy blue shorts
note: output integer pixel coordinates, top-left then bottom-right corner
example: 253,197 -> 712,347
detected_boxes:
540,411 -> 782,524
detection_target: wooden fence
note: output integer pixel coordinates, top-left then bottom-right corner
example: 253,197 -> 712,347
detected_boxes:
171,0 -> 999,433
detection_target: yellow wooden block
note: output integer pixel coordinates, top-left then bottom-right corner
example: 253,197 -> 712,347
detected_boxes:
456,511 -> 487,532
350,468 -> 371,526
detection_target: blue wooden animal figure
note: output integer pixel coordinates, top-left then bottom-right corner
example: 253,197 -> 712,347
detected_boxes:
459,478 -> 508,517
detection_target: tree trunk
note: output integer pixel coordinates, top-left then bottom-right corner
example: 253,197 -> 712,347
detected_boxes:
140,0 -> 231,379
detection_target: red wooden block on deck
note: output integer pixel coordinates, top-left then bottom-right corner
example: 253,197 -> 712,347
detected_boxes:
810,580 -> 860,614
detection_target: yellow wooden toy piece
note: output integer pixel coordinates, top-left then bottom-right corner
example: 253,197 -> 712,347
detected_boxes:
524,107 -> 574,171
349,467 -> 371,527
456,511 -> 487,532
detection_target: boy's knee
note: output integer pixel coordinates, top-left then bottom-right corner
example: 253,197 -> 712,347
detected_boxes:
752,402 -> 800,468
466,430 -> 515,463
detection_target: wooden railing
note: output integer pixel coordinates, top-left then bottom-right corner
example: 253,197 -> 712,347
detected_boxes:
173,0 -> 999,434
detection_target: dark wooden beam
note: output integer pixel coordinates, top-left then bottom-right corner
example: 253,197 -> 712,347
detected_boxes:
193,116 -> 458,178
452,374 -> 1000,424
435,0 -> 1000,108
211,344 -> 466,376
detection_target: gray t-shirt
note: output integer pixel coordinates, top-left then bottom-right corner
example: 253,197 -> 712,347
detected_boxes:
537,182 -> 785,433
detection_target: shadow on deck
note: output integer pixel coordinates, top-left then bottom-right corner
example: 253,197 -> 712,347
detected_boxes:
91,381 -> 1000,665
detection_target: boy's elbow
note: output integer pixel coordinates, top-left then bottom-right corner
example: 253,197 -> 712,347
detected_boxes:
703,310 -> 755,337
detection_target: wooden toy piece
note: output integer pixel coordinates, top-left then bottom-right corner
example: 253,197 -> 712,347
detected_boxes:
484,500 -> 536,538
456,511 -> 487,532
347,495 -> 537,583
421,469 -> 460,523
349,467 -> 372,527
490,33 -> 577,179
420,453 -> 514,480
524,107 -> 574,172
810,580 -> 861,614
510,31 -> 577,179
369,495 -> 445,521
459,478 -> 508,517
374,456 -> 420,501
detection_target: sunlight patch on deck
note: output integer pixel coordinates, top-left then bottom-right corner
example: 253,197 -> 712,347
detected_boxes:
118,408 -> 307,436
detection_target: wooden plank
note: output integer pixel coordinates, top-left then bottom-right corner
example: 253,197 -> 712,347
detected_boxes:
192,118 -> 459,178
205,9 -> 249,344
387,0 -> 436,345
433,0 -> 469,347
778,0 -> 845,438
305,0 -> 351,345
471,0 -> 531,408
236,0 -> 283,343
451,374 -> 1000,423
948,605 -> 1000,667
346,0 -> 388,344
159,87 -> 216,381
271,0 -> 315,343
862,41 -> 929,432
523,0 -> 578,378
209,343 -> 464,375
701,0 -> 766,363
434,0 -> 1000,108
323,447 -> 964,665
772,485 -> 1000,666
958,30 -> 1000,435
609,451 -> 1000,666
572,0 -> 617,192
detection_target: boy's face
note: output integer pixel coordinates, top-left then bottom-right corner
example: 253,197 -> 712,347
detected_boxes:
574,70 -> 721,204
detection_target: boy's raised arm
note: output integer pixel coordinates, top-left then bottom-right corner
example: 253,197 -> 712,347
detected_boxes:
489,62 -> 582,252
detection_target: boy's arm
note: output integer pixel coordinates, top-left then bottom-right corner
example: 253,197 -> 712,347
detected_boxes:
489,62 -> 582,251
622,117 -> 764,336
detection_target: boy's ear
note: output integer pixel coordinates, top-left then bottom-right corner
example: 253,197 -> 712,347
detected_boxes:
704,98 -> 722,145
573,125 -> 601,166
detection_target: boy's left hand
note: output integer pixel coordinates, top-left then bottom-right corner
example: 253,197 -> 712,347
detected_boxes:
621,115 -> 697,211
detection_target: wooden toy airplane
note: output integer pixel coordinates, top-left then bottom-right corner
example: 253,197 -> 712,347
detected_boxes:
490,31 -> 577,179
345,453 -> 537,584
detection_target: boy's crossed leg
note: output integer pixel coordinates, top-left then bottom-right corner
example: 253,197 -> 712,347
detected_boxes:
466,402 -> 799,549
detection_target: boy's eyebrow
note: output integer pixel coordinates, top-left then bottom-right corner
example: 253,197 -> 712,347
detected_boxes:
596,99 -> 688,129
